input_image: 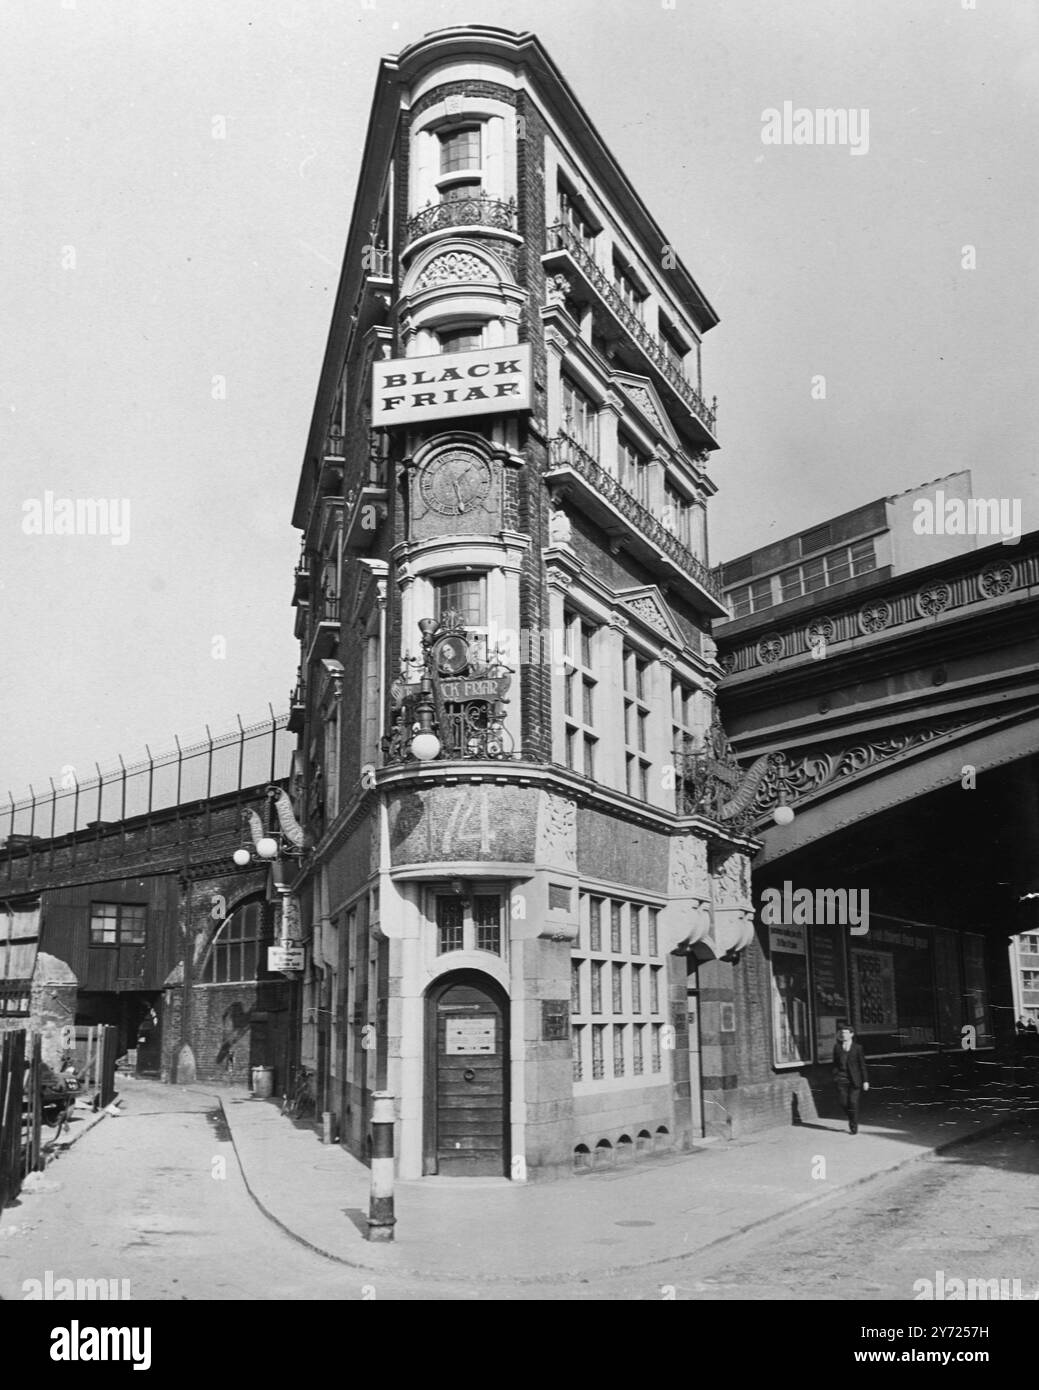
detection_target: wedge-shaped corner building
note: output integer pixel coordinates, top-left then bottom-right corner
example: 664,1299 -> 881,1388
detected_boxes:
288,25 -> 757,1178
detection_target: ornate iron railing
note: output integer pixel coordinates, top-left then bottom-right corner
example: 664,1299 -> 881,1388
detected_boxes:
548,433 -> 725,603
405,196 -> 518,242
545,223 -> 717,436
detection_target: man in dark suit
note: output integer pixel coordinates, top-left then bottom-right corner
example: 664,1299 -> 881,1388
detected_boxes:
832,1022 -> 869,1134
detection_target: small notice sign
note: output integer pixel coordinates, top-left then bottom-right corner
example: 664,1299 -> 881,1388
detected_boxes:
268,945 -> 304,973
446,1016 -> 496,1055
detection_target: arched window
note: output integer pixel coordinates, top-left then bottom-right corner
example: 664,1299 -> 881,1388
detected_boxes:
200,899 -> 275,984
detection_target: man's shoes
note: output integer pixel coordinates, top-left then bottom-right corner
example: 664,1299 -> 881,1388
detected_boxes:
849,1126 -> 858,1134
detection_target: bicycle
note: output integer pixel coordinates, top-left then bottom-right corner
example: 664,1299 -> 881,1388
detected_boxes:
281,1067 -> 315,1119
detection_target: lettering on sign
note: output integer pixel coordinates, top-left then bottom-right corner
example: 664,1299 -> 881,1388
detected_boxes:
268,945 -> 305,973
445,1016 -> 497,1055
439,676 -> 510,702
372,345 -> 532,426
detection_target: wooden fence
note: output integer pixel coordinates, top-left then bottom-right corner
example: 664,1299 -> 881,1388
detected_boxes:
0,1030 -> 42,1211
76,1024 -> 118,1110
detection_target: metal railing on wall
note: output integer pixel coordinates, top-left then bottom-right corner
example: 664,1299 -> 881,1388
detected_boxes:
2,711 -> 294,872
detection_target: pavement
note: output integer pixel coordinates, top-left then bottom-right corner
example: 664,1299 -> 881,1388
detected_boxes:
121,1058 -> 1039,1286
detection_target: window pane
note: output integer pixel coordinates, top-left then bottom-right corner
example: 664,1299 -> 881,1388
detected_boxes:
613,1025 -> 625,1077
437,897 -> 464,954
826,551 -> 851,585
591,962 -> 603,1014
803,557 -> 826,592
751,578 -> 774,611
572,1025 -> 583,1082
121,906 -> 146,944
592,1025 -> 605,1079
648,907 -> 659,956
583,737 -> 595,779
851,539 -> 876,574
440,128 -> 481,173
589,898 -> 602,952
612,963 -> 624,1013
438,327 -> 482,353
571,960 -> 582,1014
474,895 -> 501,954
632,966 -> 643,1014
582,679 -> 594,726
779,568 -> 802,602
633,1024 -> 644,1075
434,575 -> 485,628
90,904 -> 119,945
630,907 -> 641,956
611,902 -> 623,953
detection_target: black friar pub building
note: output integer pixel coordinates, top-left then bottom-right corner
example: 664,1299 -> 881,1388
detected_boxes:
288,25 -> 766,1180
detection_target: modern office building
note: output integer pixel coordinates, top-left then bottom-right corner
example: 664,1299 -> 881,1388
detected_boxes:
287,25 -> 761,1179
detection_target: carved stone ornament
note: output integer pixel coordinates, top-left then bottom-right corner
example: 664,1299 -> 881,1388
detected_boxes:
719,651 -> 737,675
806,617 -> 836,649
711,848 -> 752,911
626,596 -> 670,636
915,582 -> 952,618
415,250 -> 497,291
620,383 -> 666,436
979,563 -> 1014,598
546,273 -> 572,305
669,834 -> 709,896
858,600 -> 891,635
756,634 -> 785,665
548,505 -> 572,544
537,792 -> 576,869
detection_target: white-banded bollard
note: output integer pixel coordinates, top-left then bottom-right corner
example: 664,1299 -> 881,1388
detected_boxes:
367,1091 -> 396,1242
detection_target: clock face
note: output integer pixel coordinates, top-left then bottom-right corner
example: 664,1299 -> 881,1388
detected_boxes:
419,449 -> 492,516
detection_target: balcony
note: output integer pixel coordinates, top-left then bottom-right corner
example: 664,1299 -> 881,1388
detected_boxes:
292,549 -> 311,606
404,196 -> 518,248
546,432 -> 728,617
305,588 -> 340,666
544,224 -> 718,445
287,672 -> 306,734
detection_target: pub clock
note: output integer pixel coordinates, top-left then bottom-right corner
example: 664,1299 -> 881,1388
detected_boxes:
418,449 -> 492,516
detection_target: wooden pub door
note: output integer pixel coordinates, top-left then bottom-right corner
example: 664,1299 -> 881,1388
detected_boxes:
427,976 -> 508,1176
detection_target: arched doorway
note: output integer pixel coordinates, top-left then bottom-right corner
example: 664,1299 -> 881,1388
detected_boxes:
424,971 -> 509,1176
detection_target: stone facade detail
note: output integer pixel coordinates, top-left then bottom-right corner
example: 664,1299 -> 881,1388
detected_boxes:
415,249 -> 499,289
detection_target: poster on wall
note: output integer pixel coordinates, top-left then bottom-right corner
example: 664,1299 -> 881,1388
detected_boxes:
769,921 -> 812,1067
852,949 -> 897,1034
811,922 -> 849,1058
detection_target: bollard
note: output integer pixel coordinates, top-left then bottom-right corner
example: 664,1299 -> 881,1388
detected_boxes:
367,1091 -> 396,1241
322,1111 -> 334,1145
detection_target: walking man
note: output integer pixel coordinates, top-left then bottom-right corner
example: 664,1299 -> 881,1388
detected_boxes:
832,1021 -> 869,1134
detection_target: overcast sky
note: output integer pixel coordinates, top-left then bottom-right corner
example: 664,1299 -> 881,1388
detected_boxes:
1,0 -> 1036,803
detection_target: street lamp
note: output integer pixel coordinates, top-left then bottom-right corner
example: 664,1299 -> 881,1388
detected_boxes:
409,677 -> 441,762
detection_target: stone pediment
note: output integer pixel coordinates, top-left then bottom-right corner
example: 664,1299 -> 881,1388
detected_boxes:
612,372 -> 680,450
616,586 -> 687,648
